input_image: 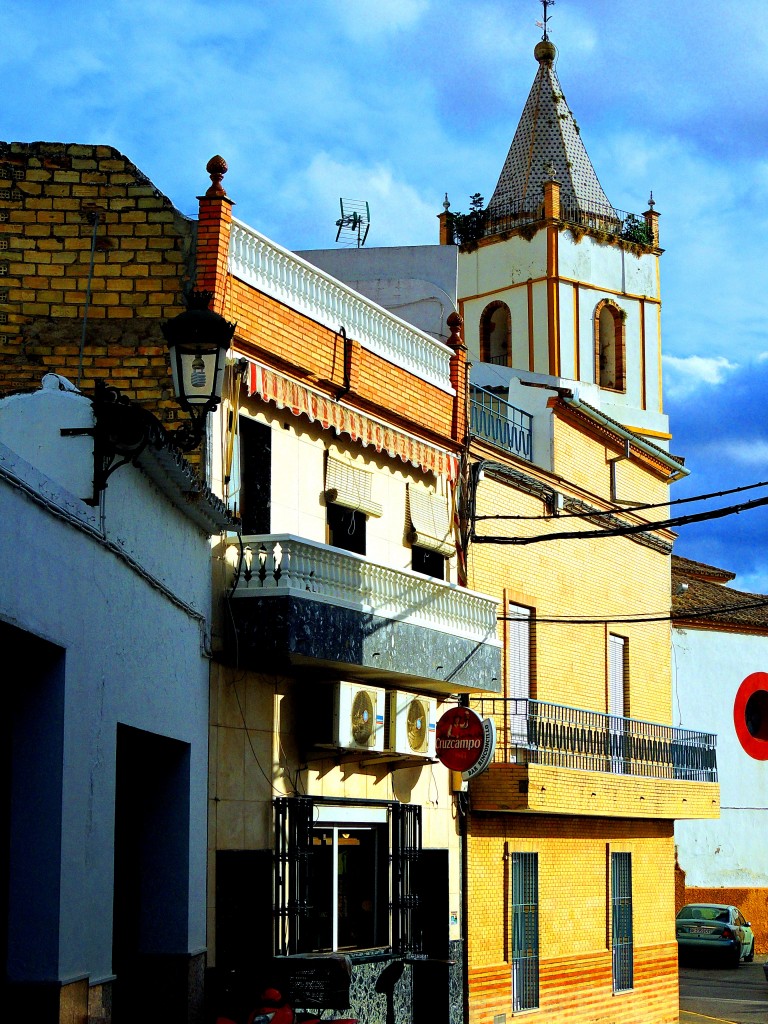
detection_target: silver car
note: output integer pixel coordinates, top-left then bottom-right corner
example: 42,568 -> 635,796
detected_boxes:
676,903 -> 755,966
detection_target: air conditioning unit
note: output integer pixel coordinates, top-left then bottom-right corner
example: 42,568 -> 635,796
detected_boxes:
333,681 -> 385,751
387,691 -> 437,757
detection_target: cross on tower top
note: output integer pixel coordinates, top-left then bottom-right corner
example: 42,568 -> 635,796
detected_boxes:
537,0 -> 555,41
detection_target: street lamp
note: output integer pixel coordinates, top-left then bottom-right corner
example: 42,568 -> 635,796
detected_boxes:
162,289 -> 237,449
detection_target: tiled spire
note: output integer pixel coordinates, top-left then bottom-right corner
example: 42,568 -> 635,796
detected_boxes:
488,40 -> 613,219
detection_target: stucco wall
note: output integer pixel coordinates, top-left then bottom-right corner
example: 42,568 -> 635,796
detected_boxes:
672,626 -> 768,949
0,384 -> 213,989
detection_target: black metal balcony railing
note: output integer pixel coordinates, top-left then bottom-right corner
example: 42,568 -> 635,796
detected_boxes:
470,386 -> 533,461
483,197 -> 653,247
471,698 -> 718,783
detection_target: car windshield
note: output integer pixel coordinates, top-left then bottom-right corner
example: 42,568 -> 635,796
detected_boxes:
677,906 -> 729,922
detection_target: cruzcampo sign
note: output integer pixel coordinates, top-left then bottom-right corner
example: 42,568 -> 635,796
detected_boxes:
436,706 -> 496,778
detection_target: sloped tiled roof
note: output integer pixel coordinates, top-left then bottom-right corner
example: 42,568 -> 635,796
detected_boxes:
488,40 -> 614,219
672,555 -> 768,632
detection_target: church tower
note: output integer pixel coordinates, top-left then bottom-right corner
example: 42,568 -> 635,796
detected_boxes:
454,25 -> 668,451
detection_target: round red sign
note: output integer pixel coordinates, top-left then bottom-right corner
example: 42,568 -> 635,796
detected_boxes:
436,706 -> 485,772
734,671 -> 768,761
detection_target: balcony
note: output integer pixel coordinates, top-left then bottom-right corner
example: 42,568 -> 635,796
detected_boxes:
469,386 -> 532,461
228,219 -> 454,392
468,698 -> 720,820
225,534 -> 502,694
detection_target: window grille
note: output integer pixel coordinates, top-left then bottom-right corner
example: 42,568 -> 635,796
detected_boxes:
611,852 -> 633,992
274,797 -> 422,957
391,801 -> 423,956
511,851 -> 539,1011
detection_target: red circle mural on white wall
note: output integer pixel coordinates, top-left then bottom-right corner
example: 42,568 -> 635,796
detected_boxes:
733,671 -> 768,760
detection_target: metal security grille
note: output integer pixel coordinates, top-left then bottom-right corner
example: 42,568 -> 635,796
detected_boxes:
274,795 -> 315,956
275,798 -> 422,956
391,802 -> 423,956
611,852 -> 634,992
511,852 -> 539,1011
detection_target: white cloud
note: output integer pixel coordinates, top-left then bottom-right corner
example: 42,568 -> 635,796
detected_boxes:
325,0 -> 430,41
663,354 -> 738,398
289,153 -> 438,248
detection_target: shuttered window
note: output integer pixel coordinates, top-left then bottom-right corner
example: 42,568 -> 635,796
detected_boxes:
511,852 -> 539,1011
608,635 -> 627,772
508,604 -> 532,749
325,454 -> 382,517
407,484 -> 454,557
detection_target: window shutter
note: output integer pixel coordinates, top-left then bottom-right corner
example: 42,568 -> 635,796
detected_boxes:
325,454 -> 383,517
407,485 -> 455,557
391,802 -> 422,956
608,635 -> 626,717
508,604 -> 531,747
274,796 -> 315,956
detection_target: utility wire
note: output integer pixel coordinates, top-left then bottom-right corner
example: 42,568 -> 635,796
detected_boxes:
472,491 -> 768,545
497,595 -> 768,626
474,478 -> 768,522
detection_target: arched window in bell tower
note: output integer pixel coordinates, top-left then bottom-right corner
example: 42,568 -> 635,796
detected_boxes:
594,300 -> 626,391
480,301 -> 512,365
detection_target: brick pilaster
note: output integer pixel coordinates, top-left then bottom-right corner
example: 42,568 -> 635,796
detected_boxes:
196,156 -> 234,314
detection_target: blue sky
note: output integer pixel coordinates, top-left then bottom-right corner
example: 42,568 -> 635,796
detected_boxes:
5,0 -> 768,591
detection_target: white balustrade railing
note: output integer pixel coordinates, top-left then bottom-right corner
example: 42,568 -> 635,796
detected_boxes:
229,534 -> 501,647
229,219 -> 455,393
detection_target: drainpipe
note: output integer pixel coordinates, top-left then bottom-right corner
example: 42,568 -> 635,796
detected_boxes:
562,394 -> 689,482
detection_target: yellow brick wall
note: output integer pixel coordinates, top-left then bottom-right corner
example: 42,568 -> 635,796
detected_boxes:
0,142 -> 192,423
467,815 -> 679,1024
467,447 -> 673,724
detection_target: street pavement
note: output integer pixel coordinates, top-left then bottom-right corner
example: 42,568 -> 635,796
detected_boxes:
679,955 -> 767,1024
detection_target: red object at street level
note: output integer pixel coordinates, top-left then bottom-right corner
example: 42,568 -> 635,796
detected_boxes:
436,706 -> 485,772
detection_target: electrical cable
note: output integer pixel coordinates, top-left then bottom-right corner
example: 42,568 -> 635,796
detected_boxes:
474,477 -> 768,521
473,490 -> 768,545
497,595 -> 768,626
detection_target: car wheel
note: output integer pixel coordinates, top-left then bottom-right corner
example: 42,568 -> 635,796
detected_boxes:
727,943 -> 742,968
744,940 -> 754,963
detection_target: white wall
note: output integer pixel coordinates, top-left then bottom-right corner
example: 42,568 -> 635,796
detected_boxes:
672,626 -> 768,886
0,382 -> 213,983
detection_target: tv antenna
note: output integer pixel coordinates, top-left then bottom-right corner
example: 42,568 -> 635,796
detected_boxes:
335,198 -> 370,247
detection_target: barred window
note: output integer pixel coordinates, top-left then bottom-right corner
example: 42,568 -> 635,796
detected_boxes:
611,852 -> 633,992
274,797 -> 422,957
511,851 -> 539,1011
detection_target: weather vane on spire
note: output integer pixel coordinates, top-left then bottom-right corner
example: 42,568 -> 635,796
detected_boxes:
536,0 -> 555,41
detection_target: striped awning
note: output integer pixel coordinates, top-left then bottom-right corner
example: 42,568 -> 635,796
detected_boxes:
247,360 -> 457,480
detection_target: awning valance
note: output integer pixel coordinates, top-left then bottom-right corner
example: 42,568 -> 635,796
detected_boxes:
247,361 -> 457,480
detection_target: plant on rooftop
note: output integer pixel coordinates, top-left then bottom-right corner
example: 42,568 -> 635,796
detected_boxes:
450,193 -> 487,251
621,213 -> 654,246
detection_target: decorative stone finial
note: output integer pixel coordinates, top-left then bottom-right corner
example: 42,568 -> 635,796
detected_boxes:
446,310 -> 464,349
443,193 -> 451,212
205,155 -> 228,197
647,191 -> 655,209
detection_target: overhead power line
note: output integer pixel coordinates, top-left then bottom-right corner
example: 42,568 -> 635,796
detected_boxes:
473,491 -> 768,545
474,478 -> 768,522
497,595 -> 768,626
